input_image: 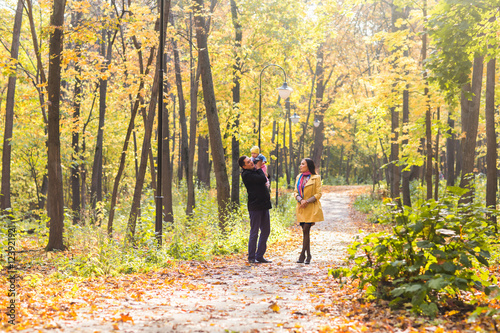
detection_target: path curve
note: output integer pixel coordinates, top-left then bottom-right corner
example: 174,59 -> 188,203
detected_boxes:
33,187 -> 365,332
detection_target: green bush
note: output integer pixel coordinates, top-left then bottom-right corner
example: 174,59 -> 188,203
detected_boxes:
332,186 -> 499,317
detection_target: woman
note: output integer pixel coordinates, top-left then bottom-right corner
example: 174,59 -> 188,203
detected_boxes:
293,158 -> 324,264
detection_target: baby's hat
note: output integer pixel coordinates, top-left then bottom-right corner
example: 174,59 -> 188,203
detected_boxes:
250,146 -> 260,154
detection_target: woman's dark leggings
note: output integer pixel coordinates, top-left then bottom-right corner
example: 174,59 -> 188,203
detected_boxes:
300,223 -> 312,258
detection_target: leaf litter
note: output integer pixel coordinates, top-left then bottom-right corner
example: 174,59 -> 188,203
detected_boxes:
1,186 -> 499,332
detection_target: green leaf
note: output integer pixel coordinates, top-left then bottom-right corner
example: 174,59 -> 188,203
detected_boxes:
420,302 -> 439,317
428,277 -> 449,290
417,240 -> 434,248
391,287 -> 406,297
475,255 -> 489,267
407,284 -> 423,293
443,261 -> 457,273
383,265 -> 399,277
459,254 -> 472,268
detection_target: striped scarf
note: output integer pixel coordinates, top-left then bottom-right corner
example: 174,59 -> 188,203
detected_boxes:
297,172 -> 311,198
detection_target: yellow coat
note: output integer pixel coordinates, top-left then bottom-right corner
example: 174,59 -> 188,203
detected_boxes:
293,174 -> 324,223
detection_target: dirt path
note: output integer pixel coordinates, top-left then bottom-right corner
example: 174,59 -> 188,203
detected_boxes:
30,187 -> 366,332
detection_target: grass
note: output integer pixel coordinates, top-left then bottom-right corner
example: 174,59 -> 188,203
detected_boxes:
1,183 -> 296,279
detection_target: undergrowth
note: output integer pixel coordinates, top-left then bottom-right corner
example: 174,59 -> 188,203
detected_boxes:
1,183 -> 295,279
338,179 -> 500,319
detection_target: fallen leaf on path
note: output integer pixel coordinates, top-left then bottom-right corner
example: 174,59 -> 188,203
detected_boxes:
269,301 -> 280,313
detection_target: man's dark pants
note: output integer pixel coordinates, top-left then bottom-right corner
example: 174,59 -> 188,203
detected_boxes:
248,210 -> 270,261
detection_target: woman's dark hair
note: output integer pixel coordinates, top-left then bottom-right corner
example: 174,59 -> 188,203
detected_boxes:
303,158 -> 316,175
238,155 -> 248,168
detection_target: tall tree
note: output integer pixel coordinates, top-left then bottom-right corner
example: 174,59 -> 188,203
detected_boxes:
459,56 -> 484,203
170,15 -> 189,182
446,113 -> 456,186
71,9 -> 83,225
126,0 -> 171,242
186,12 -> 199,216
423,0 -> 433,200
194,0 -> 231,229
1,0 -> 24,213
485,54 -> 496,224
230,0 -> 242,206
46,0 -> 67,251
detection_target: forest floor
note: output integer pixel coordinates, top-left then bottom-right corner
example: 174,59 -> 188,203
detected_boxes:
3,186 -> 500,332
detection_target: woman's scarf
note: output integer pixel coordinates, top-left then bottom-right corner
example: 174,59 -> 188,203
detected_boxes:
297,172 -> 312,198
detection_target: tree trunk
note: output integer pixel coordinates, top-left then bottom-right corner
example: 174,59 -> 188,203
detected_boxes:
197,134 -> 210,187
170,22 -> 189,182
194,0 -> 231,229
485,56 -> 496,224
446,113 -> 455,186
1,0 -> 24,213
434,108 -> 440,200
126,0 -> 171,243
312,46 -> 325,169
91,28 -> 113,210
46,0 -> 66,251
107,45 -> 156,235
71,11 -> 83,225
186,13 -> 199,216
298,72 -> 316,168
161,52 -> 174,224
390,105 -> 400,200
230,0 -> 242,207
401,46 -> 411,206
459,56 -> 484,203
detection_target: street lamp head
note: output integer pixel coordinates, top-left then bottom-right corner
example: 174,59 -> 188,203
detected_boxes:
313,118 -> 321,127
277,82 -> 293,100
290,113 -> 300,124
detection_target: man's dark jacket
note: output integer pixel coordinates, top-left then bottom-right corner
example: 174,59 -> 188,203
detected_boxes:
241,168 -> 272,211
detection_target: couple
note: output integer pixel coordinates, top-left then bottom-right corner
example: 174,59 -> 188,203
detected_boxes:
239,156 -> 324,264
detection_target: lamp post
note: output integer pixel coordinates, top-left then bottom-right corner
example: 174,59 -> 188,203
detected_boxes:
258,64 -> 292,148
155,0 -> 165,247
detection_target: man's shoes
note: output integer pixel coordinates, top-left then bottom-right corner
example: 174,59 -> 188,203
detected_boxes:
248,259 -> 258,263
255,257 -> 272,263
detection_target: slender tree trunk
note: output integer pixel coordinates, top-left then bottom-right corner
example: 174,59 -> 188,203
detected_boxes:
186,13 -> 199,216
459,56 -> 484,204
422,0 -> 433,200
230,0 -> 242,206
434,108 -> 440,200
107,45 -> 156,235
194,0 -> 231,229
401,50 -> 411,206
485,56 -> 496,224
312,46 -> 325,169
71,11 -> 83,225
390,105 -> 400,200
126,0 -> 171,243
91,28 -> 112,210
446,112 -> 455,186
1,0 -> 24,213
161,51 -> 174,224
298,72 -> 316,168
46,0 -> 66,251
170,23 -> 189,182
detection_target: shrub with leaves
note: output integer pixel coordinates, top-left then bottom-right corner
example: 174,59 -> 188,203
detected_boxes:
332,186 -> 499,317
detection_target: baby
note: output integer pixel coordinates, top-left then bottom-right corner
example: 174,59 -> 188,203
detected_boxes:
250,146 -> 268,177
252,151 -> 270,188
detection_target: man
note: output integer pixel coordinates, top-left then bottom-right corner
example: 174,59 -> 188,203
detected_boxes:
238,155 -> 272,264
